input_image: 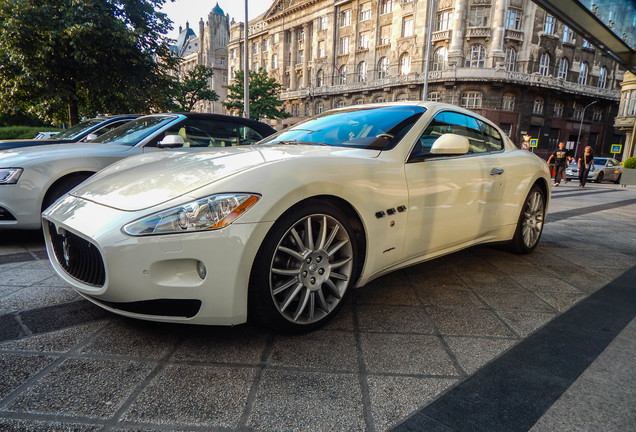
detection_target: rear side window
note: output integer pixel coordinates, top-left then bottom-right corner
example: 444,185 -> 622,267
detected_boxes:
163,119 -> 266,147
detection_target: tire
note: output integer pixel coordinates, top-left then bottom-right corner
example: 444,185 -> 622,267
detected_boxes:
595,171 -> 604,183
249,201 -> 358,333
42,175 -> 90,211
504,185 -> 546,254
614,173 -> 622,184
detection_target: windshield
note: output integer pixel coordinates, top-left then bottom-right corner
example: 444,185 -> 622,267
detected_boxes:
91,115 -> 177,146
260,105 -> 426,150
54,119 -> 104,140
593,158 -> 608,165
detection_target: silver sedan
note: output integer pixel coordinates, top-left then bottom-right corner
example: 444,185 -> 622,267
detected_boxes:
565,157 -> 623,183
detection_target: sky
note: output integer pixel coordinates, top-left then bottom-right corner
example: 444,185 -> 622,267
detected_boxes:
161,0 -> 274,40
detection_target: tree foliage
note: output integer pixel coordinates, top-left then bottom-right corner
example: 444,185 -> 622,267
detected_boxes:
173,65 -> 219,112
0,0 -> 179,125
224,69 -> 290,121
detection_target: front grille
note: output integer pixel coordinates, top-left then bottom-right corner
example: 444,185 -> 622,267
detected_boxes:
0,206 -> 16,221
48,221 -> 106,287
89,297 -> 202,318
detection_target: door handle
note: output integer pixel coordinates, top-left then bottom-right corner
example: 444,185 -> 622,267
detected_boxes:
489,168 -> 504,176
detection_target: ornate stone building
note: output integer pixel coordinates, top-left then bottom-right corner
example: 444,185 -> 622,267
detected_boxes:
615,71 -> 636,160
170,3 -> 230,114
228,0 -> 624,157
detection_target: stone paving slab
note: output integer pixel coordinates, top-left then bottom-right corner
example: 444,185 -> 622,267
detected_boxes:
0,182 -> 634,431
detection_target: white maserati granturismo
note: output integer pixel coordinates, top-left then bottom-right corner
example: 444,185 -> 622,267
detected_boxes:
43,102 -> 551,332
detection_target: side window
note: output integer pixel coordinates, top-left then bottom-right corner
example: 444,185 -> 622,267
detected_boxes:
463,116 -> 487,153
238,125 -> 265,145
92,120 -> 130,137
159,119 -> 266,148
479,121 -> 503,151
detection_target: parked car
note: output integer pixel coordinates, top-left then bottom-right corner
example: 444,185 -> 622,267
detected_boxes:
565,157 -> 623,183
0,113 -> 276,229
42,102 -> 551,333
0,115 -> 140,151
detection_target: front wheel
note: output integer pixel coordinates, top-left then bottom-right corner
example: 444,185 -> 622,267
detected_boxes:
249,201 -> 358,333
504,185 -> 546,254
595,171 -> 604,183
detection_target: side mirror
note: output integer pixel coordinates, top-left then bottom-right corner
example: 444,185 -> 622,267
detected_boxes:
84,133 -> 98,142
430,133 -> 470,155
158,134 -> 185,149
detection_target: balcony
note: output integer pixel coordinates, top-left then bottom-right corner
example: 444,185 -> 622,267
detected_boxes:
504,29 -> 523,42
432,30 -> 451,42
466,27 -> 491,39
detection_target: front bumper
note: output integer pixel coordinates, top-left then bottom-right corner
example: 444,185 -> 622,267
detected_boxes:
43,195 -> 274,325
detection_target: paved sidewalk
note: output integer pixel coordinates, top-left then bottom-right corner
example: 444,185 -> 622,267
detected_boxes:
0,182 -> 635,431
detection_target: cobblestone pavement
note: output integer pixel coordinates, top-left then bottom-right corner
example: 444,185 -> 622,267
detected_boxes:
0,182 -> 634,432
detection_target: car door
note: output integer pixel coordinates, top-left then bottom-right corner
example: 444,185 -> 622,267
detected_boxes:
402,111 -> 505,260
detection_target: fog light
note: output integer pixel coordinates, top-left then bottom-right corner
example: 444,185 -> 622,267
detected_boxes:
196,261 -> 207,280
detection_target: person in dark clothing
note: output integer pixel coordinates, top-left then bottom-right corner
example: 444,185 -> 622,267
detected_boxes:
578,146 -> 595,188
547,141 -> 573,187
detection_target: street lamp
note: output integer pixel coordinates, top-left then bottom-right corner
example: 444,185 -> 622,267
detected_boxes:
574,100 -> 597,158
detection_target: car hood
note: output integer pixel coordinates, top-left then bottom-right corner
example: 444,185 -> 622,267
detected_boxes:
71,145 -> 379,211
0,142 -> 132,164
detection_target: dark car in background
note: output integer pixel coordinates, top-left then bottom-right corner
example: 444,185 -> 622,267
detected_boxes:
0,115 -> 140,151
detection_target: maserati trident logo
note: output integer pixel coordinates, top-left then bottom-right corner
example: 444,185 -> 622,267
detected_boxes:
62,234 -> 71,267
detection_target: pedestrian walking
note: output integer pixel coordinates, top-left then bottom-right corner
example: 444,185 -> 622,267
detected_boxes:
547,141 -> 572,187
578,146 -> 595,188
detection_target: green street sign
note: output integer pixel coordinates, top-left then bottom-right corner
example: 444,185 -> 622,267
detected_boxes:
610,144 -> 622,154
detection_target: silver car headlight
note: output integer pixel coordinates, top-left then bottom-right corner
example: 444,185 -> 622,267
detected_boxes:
0,168 -> 23,184
123,193 -> 260,236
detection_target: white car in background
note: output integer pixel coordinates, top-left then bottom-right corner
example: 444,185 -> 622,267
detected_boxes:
0,113 -> 275,229
43,102 -> 551,333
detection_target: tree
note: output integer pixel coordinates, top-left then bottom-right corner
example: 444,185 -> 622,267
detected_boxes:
0,0 -> 178,125
173,65 -> 219,112
224,69 -> 290,121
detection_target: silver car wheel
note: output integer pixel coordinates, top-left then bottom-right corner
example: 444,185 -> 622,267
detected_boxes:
521,190 -> 545,249
269,214 -> 353,325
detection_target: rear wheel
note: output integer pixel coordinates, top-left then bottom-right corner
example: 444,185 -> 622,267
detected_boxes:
504,185 -> 546,254
249,201 -> 358,333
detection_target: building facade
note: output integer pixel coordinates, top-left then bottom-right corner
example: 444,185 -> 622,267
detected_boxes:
615,71 -> 636,160
228,0 -> 624,158
171,3 -> 230,114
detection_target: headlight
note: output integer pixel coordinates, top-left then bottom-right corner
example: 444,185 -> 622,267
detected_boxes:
123,193 -> 260,236
0,168 -> 23,184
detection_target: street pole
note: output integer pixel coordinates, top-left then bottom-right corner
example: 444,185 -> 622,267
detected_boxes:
243,0 -> 249,118
574,100 -> 597,158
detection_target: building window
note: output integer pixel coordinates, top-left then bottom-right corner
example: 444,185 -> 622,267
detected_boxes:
432,47 -> 447,71
592,108 -> 602,121
505,8 -> 522,30
466,44 -> 486,68
354,98 -> 365,105
573,103 -> 583,120
318,40 -> 325,58
291,104 -> 300,117
378,57 -> 389,79
381,0 -> 393,15
359,33 -> 369,49
396,93 -> 408,102
316,69 -> 324,87
271,55 -> 278,69
562,25 -> 573,43
578,62 -> 588,85
504,47 -> 516,72
339,37 -> 349,55
262,39 -> 269,52
379,25 -> 391,45
338,65 -> 347,85
533,97 -> 544,114
557,57 -> 568,79
544,14 -> 555,34
402,16 -> 414,37
316,101 -> 324,114
337,100 -> 347,108
340,9 -> 351,27
598,66 -> 607,88
502,94 -> 515,111
582,39 -> 592,49
554,101 -> 564,117
399,52 -> 411,75
539,52 -> 550,76
360,3 -> 371,21
461,91 -> 482,108
374,96 -> 386,103
252,43 -> 258,55
436,11 -> 451,31
428,91 -> 441,102
357,61 -> 367,82
318,16 -> 328,30
468,6 -> 490,27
